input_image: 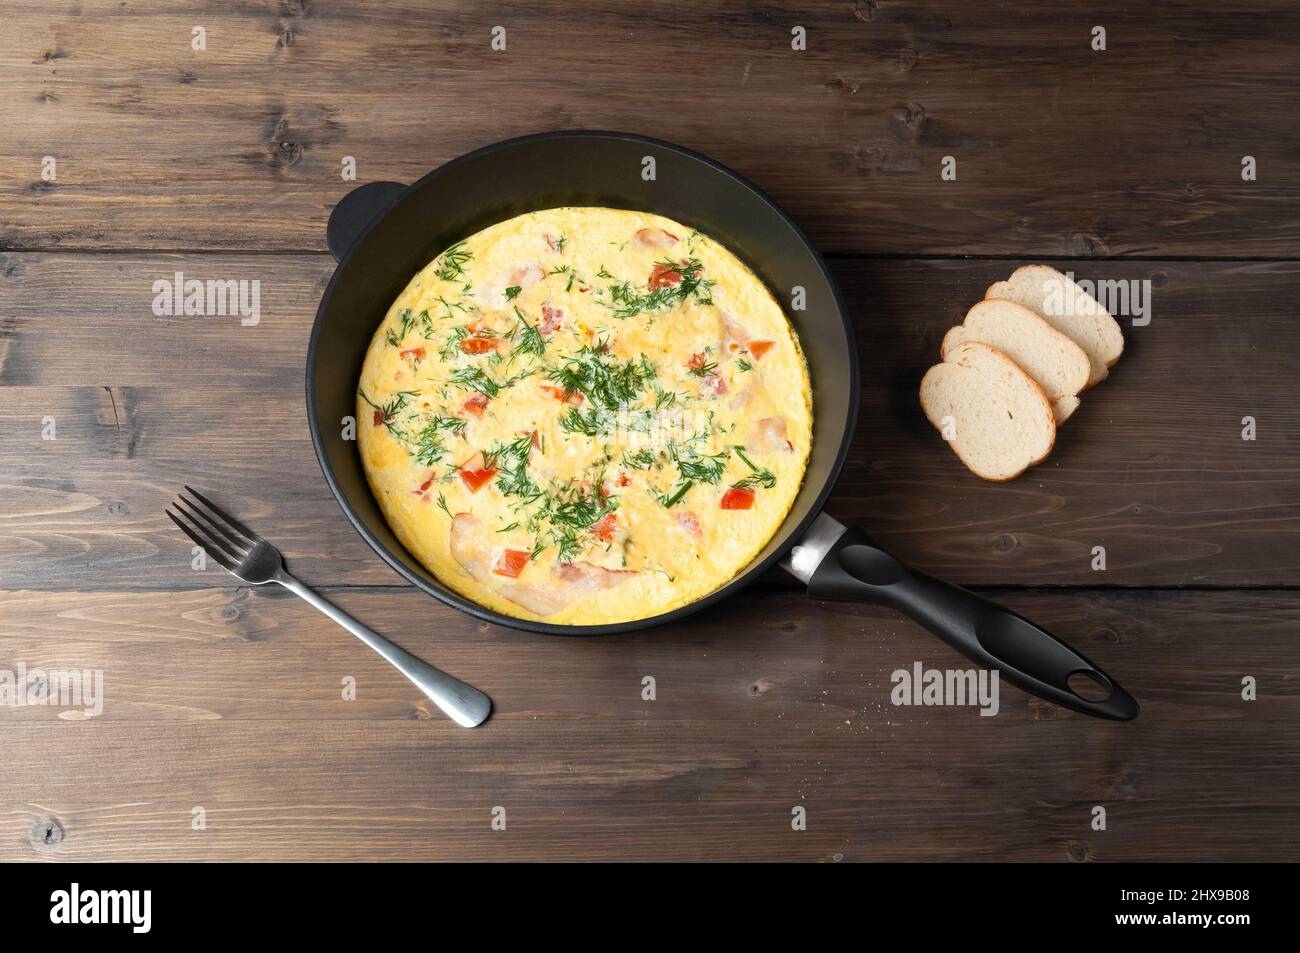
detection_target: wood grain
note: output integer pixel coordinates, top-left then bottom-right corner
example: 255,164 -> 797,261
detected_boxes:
1,1 -> 1298,256
0,587 -> 1295,861
1,254 -> 1296,589
2,0 -> 1297,865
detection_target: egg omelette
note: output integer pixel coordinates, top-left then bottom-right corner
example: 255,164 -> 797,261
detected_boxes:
357,207 -> 812,625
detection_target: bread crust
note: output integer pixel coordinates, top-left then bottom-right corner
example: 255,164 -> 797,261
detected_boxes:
920,341 -> 1056,481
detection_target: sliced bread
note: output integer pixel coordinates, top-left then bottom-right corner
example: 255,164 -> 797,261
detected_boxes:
941,299 -> 1090,423
984,264 -> 1123,388
920,341 -> 1056,482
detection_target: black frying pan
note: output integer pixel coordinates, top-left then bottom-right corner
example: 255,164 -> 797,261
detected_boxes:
307,131 -> 1138,721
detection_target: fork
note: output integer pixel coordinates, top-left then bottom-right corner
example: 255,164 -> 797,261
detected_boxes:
167,486 -> 491,727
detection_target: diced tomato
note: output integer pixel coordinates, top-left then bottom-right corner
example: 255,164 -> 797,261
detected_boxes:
493,549 -> 530,578
414,476 -> 435,495
540,304 -> 564,337
687,352 -> 708,372
528,430 -> 541,449
699,373 -> 727,398
373,410 -> 385,428
540,383 -> 583,404
459,463 -> 497,493
720,487 -> 755,510
591,513 -> 619,542
460,335 -> 497,354
463,394 -> 489,418
747,340 -> 775,360
399,347 -> 426,362
648,264 -> 683,290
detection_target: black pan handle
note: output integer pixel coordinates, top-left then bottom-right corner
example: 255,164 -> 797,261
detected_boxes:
806,527 -> 1139,721
327,180 -> 407,261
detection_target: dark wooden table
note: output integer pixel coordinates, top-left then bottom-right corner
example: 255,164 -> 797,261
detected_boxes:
2,1 -> 1296,862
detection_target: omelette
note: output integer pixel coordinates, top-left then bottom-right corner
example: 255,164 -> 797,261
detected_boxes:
356,207 -> 812,625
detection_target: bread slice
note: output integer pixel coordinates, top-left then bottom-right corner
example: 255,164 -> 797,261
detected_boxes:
920,341 -> 1056,481
985,265 -> 1123,388
942,299 -> 1090,423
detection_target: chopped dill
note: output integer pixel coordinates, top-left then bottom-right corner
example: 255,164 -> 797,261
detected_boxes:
732,446 -> 776,489
433,242 -> 472,282
385,309 -> 417,347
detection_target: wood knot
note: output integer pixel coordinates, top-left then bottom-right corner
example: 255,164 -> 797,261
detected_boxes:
853,0 -> 879,22
1065,839 -> 1092,862
825,75 -> 861,95
749,678 -> 773,697
106,500 -> 129,517
276,28 -> 295,49
896,48 -> 919,71
31,817 -> 64,848
902,102 -> 926,128
994,533 -> 1018,552
219,604 -> 240,622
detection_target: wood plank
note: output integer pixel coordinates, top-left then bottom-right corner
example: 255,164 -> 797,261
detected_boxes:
1,254 -> 1296,589
1,1 -> 1298,256
0,587 -> 1294,861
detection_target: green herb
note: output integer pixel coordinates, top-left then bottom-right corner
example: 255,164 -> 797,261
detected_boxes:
358,387 -> 417,426
597,258 -> 714,319
439,325 -> 470,361
448,367 -> 501,398
622,448 -> 658,470
504,285 -> 522,301
434,242 -> 472,282
689,358 -> 718,378
418,309 -> 435,337
596,266 -> 614,280
435,492 -> 453,518
732,446 -> 776,489
548,346 -> 656,410
487,433 -> 543,501
386,309 -> 417,347
410,415 -> 467,467
548,265 -> 578,292
511,307 -> 546,359
657,481 -> 693,508
737,357 -> 753,373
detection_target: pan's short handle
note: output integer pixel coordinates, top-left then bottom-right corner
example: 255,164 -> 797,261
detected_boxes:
807,528 -> 1139,721
327,181 -> 407,261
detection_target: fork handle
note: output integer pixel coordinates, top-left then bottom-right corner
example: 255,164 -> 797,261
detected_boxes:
275,572 -> 492,727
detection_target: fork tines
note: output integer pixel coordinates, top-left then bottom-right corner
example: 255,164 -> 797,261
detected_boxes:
166,486 -> 257,571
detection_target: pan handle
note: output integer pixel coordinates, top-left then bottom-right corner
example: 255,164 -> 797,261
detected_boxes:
327,180 -> 407,261
803,525 -> 1139,721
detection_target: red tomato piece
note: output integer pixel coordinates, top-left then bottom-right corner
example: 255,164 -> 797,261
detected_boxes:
591,513 -> 619,542
373,410 -> 385,427
463,394 -> 489,418
648,264 -> 683,289
459,464 -> 497,493
747,340 -> 775,360
494,549 -> 530,578
540,383 -> 583,404
400,347 -> 426,362
460,335 -> 497,355
720,487 -> 755,510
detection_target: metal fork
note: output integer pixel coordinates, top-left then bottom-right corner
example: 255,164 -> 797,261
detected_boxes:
167,486 -> 491,728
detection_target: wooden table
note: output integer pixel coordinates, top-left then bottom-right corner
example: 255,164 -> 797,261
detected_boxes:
2,1 -> 1296,862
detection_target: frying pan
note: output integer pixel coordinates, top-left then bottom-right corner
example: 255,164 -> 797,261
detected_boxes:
307,131 -> 1139,721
